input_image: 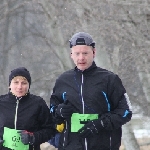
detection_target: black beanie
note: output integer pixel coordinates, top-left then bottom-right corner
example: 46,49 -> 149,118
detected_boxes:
9,67 -> 31,86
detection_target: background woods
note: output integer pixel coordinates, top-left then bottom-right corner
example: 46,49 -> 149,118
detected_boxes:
0,0 -> 150,149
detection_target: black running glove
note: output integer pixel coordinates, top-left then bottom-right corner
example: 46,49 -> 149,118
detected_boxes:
56,103 -> 73,119
18,130 -> 35,145
0,139 -> 4,149
78,119 -> 104,138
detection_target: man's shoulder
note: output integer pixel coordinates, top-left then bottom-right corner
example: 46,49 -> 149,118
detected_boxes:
97,67 -> 116,76
0,94 -> 8,101
59,69 -> 74,77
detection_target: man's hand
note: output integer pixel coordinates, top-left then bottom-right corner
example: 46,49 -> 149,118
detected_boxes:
0,139 -> 4,148
78,119 -> 104,138
18,130 -> 35,145
56,103 -> 73,119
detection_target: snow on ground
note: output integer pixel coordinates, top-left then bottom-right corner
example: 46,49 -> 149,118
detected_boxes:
132,114 -> 150,138
133,129 -> 150,138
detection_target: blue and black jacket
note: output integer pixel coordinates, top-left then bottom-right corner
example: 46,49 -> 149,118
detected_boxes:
50,61 -> 132,150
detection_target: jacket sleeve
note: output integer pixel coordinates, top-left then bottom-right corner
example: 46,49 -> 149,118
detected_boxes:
33,99 -> 56,145
100,75 -> 132,130
50,81 -> 65,124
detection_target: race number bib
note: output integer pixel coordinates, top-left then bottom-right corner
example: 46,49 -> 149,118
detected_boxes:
3,127 -> 29,150
71,113 -> 98,132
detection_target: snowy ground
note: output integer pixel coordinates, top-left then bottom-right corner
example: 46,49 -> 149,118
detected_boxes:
120,114 -> 150,150
132,114 -> 150,138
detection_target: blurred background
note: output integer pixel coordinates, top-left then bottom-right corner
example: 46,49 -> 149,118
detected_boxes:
0,0 -> 150,149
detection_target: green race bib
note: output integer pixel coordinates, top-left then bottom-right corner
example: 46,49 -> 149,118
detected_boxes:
3,127 -> 29,150
71,113 -> 98,132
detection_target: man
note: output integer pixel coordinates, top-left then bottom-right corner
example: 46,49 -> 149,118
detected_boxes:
50,32 -> 132,150
0,67 -> 55,150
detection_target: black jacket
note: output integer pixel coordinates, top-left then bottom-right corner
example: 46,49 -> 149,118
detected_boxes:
50,62 -> 132,150
0,92 -> 55,150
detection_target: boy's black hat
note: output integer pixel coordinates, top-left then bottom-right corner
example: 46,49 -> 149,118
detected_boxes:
9,67 -> 31,86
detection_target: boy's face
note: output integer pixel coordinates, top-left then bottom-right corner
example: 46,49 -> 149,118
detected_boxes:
9,76 -> 29,97
71,45 -> 96,71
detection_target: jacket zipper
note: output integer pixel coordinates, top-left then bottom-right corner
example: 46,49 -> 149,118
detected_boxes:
80,74 -> 88,150
63,121 -> 68,147
14,97 -> 21,129
81,73 -> 85,114
62,73 -> 87,149
14,97 -> 34,150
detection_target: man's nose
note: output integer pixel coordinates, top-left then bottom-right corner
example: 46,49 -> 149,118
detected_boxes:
78,54 -> 84,59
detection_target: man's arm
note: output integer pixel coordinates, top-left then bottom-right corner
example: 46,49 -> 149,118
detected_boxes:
101,75 -> 132,130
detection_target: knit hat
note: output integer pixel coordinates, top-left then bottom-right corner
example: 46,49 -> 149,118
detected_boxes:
9,67 -> 31,86
69,32 -> 95,48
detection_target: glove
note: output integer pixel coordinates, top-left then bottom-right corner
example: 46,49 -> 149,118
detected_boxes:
56,103 -> 73,119
78,119 -> 104,138
0,139 -> 4,149
18,130 -> 35,145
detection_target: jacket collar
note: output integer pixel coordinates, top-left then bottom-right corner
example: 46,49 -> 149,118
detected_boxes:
8,92 -> 30,102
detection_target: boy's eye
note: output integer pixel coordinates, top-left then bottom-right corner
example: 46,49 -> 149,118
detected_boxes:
13,81 -> 27,84
14,81 -> 18,84
22,82 -> 27,84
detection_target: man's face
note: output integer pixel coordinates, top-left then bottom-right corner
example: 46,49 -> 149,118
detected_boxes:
71,45 -> 96,71
9,76 -> 29,97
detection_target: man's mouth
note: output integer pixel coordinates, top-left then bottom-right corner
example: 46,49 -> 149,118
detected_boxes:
78,62 -> 85,65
